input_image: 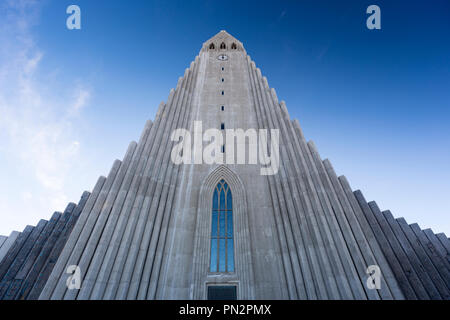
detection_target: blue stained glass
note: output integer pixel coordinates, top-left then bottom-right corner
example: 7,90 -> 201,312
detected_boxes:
211,180 -> 234,274
219,211 -> 225,237
211,210 -> 218,236
226,190 -> 232,209
210,239 -> 218,272
219,239 -> 226,272
227,239 -> 234,272
213,189 -> 218,210
227,211 -> 233,237
220,189 -> 225,209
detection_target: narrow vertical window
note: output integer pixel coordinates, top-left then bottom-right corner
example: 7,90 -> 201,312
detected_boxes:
222,78 -> 224,82
221,91 -> 224,95
221,106 -> 224,111
221,123 -> 225,130
210,180 -> 234,272
222,67 -> 224,71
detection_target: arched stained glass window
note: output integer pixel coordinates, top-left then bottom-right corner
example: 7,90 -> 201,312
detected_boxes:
210,179 -> 234,273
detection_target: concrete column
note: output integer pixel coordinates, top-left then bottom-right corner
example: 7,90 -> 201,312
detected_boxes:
368,202 -> 429,299
27,193 -> 88,300
436,233 -> 450,255
107,77 -> 184,299
409,224 -> 450,291
0,237 -> 6,250
0,220 -> 47,298
382,211 -> 440,299
0,232 -> 20,264
396,218 -> 450,299
256,64 -> 319,299
322,160 -> 380,300
243,57 -> 296,300
424,229 -> 449,263
3,212 -> 62,300
332,174 -> 387,300
308,143 -> 368,300
101,101 -> 168,300
126,71 -> 191,299
139,60 -> 200,299
83,121 -> 151,300
78,128 -> 151,299
247,60 -> 309,299
89,120 -> 155,300
0,226 -> 34,282
68,141 -> 137,300
149,57 -> 206,300
278,117 -> 346,300
122,67 -> 193,300
260,76 -> 340,299
353,190 -> 412,299
280,113 -> 353,299
339,176 -> 398,299
39,177 -> 106,299
115,82 -> 188,300
294,137 -> 354,300
45,163 -> 119,299
53,160 -> 121,300
19,192 -> 89,300
145,84 -> 195,299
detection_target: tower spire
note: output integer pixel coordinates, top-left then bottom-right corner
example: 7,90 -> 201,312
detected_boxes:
202,30 -> 244,52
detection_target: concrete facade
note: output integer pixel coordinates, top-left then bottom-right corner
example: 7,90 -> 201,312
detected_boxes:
0,31 -> 448,300
0,192 -> 89,300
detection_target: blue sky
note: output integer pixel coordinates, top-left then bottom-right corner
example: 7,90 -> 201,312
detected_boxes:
0,0 -> 449,235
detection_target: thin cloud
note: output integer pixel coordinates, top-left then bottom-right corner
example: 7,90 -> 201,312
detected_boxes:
0,0 -> 92,234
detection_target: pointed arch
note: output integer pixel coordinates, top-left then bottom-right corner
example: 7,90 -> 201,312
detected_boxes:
231,43 -> 237,50
220,42 -> 226,50
192,165 -> 255,299
210,179 -> 234,273
209,43 -> 215,50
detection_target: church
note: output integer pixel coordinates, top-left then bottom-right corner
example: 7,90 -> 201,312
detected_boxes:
0,31 -> 449,300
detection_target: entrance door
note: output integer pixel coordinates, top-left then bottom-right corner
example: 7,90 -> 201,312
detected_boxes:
207,286 -> 237,300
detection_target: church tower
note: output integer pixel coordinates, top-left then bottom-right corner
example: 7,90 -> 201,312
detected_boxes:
0,31 -> 449,300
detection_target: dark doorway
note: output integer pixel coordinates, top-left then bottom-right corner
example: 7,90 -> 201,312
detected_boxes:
207,286 -> 237,300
